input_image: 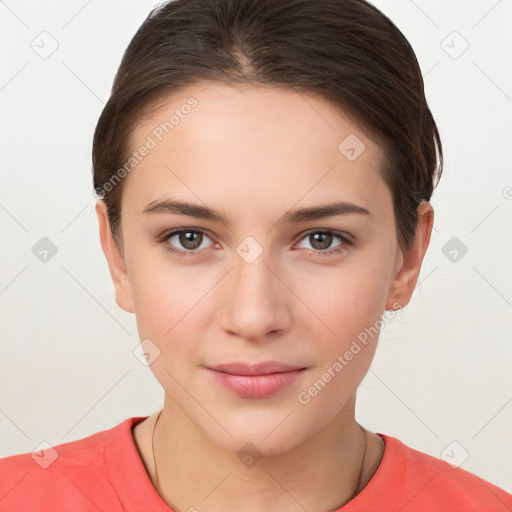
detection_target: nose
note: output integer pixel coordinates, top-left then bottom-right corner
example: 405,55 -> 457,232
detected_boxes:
218,244 -> 292,342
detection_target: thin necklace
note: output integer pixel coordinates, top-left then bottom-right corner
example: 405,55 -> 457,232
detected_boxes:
151,411 -> 367,510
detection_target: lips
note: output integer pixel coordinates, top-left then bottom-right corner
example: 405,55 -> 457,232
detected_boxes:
206,361 -> 306,376
205,361 -> 308,398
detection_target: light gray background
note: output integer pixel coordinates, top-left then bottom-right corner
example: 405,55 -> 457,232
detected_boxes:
1,0 -> 511,494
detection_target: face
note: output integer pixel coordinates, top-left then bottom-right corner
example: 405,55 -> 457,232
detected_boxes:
96,81 -> 432,456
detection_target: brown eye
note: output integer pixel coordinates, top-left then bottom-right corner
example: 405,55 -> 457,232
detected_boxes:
158,228 -> 215,256
178,231 -> 203,250
296,230 -> 352,256
309,232 -> 333,250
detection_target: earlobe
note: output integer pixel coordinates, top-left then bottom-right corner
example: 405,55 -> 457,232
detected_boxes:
385,202 -> 434,311
95,200 -> 135,314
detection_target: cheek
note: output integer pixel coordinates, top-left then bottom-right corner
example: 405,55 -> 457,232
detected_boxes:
292,260 -> 390,339
306,289 -> 383,383
294,272 -> 385,416
130,266 -> 204,390
130,254 -> 210,332
129,261 -> 216,383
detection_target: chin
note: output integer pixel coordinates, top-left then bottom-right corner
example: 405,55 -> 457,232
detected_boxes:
199,411 -> 317,459
222,430 -> 303,458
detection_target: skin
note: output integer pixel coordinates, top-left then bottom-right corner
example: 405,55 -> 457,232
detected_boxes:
96,81 -> 434,512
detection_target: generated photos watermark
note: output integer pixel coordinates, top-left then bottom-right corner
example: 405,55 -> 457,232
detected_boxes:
297,301 -> 402,405
94,96 -> 198,199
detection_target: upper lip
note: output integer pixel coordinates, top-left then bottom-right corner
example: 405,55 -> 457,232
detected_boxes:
206,362 -> 307,376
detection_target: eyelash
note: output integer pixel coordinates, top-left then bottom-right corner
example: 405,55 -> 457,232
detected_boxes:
156,228 -> 353,257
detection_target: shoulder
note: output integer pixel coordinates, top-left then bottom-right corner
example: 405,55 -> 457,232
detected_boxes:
0,416 -> 145,512
375,434 -> 512,511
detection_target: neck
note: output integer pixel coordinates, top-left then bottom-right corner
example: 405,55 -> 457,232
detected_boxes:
149,393 -> 379,512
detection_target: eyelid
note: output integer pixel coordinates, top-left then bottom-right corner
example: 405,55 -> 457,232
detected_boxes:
295,228 -> 354,245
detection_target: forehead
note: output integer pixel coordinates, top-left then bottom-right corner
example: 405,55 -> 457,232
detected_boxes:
124,81 -> 389,217
132,81 -> 380,151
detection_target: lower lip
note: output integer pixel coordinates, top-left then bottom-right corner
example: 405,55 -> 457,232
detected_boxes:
207,368 -> 306,398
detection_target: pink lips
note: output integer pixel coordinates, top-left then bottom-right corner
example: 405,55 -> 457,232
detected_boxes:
205,362 -> 307,398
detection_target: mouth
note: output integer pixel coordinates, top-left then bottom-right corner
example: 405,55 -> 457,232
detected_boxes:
204,361 -> 308,398
206,361 -> 307,376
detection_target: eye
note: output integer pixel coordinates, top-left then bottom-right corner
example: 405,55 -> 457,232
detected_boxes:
295,230 -> 352,256
156,228 -> 353,258
157,228 -> 216,256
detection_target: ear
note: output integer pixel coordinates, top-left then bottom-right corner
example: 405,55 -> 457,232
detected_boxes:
95,200 -> 135,314
385,201 -> 434,311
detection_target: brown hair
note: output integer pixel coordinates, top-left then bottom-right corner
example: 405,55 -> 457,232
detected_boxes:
92,0 -> 442,255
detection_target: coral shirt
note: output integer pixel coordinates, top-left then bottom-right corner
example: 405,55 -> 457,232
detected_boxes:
0,416 -> 511,511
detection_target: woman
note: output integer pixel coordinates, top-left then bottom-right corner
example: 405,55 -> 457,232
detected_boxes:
1,0 -> 511,510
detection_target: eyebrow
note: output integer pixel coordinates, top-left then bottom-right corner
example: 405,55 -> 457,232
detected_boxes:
142,199 -> 371,226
